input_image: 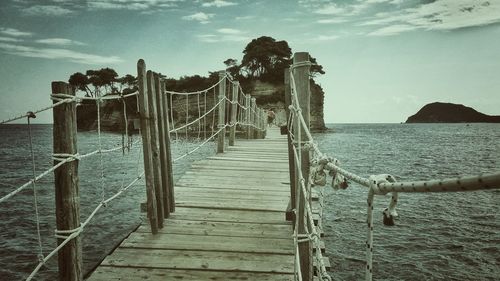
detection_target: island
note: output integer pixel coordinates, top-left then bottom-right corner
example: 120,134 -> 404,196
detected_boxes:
406,102 -> 500,123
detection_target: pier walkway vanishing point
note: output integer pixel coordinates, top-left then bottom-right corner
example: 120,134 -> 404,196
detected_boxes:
87,127 -> 328,281
3,51 -> 499,281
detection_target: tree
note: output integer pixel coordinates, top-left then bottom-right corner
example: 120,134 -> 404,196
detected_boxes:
69,72 -> 93,96
310,55 -> 325,77
69,68 -> 122,97
241,36 -> 292,81
223,58 -> 241,80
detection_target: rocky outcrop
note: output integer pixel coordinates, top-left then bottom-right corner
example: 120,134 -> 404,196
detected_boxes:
250,80 -> 327,132
406,102 -> 500,123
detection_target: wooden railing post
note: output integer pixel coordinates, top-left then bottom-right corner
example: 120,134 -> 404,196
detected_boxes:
293,52 -> 313,281
146,70 -> 164,228
51,81 -> 82,281
284,68 -> 296,222
161,80 -> 175,212
154,73 -> 170,217
217,71 -> 227,153
250,98 -> 256,139
137,60 -> 159,234
245,95 -> 251,139
229,81 -> 239,146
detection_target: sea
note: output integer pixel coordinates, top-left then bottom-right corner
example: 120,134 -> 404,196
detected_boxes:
0,123 -> 499,280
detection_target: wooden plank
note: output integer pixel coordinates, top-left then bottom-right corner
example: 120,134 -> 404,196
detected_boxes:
121,232 -> 294,254
88,267 -> 294,281
136,219 -> 292,238
207,156 -> 288,163
175,186 -> 290,199
171,207 -> 289,224
100,248 -> 295,274
176,197 -> 288,212
190,164 -> 289,173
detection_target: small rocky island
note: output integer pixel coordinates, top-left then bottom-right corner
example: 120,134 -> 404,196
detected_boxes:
406,102 -> 500,123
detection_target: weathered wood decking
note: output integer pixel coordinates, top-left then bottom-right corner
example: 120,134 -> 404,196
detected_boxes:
87,128 -> 323,281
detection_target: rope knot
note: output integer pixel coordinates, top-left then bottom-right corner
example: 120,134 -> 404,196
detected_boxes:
52,153 -> 80,163
54,225 -> 82,239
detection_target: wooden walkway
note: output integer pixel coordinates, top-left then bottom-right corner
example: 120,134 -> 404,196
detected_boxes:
87,128 -> 318,281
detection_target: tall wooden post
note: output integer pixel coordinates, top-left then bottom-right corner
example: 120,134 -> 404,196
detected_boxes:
229,81 -> 239,146
162,81 -> 175,212
284,68 -> 296,222
250,98 -> 256,139
293,52 -> 312,281
245,95 -> 251,139
217,71 -> 226,153
52,82 -> 82,281
154,73 -> 170,218
146,71 -> 164,228
137,60 -> 159,234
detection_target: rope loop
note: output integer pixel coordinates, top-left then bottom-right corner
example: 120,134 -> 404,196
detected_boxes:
50,94 -> 78,103
52,153 -> 80,163
54,225 -> 82,239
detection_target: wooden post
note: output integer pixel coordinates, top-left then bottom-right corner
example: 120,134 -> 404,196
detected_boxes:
217,71 -> 226,153
245,95 -> 251,139
137,60 -> 159,234
154,73 -> 170,218
161,80 -> 175,212
229,81 -> 239,146
284,68 -> 296,222
250,98 -> 256,139
293,52 -> 313,281
51,81 -> 82,281
147,70 -> 164,228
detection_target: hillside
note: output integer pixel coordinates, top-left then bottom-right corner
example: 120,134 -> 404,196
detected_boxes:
406,102 -> 500,123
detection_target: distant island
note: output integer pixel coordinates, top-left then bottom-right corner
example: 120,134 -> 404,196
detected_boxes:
406,102 -> 500,123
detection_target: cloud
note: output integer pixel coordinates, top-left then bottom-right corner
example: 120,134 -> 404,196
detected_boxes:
363,0 -> 500,35
317,18 -> 347,24
0,42 -> 123,64
0,36 -> 23,42
35,38 -> 86,46
197,34 -> 249,43
182,12 -> 214,24
202,0 -> 237,8
368,24 -> 418,36
314,3 -> 346,15
22,5 -> 74,16
315,35 -> 339,41
0,27 -> 32,37
88,1 -> 149,10
235,15 -> 254,20
217,28 -> 242,34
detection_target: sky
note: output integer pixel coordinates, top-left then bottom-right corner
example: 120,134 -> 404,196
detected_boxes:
0,0 -> 499,123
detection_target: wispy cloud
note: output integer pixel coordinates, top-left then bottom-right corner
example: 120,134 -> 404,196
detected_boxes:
0,42 -> 123,64
368,24 -> 417,36
182,12 -> 214,24
363,0 -> 500,36
88,1 -> 149,10
202,0 -> 237,8
22,5 -> 74,16
35,38 -> 86,46
317,18 -> 347,24
0,27 -> 32,37
235,15 -> 255,20
197,33 -> 249,43
217,28 -> 243,34
0,36 -> 23,42
316,34 -> 339,41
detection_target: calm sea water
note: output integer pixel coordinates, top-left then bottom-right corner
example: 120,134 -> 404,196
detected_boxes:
0,123 -> 499,280
0,124 -> 216,280
316,123 -> 500,281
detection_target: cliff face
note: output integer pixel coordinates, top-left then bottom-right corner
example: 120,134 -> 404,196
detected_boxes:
406,102 -> 500,123
250,80 -> 327,132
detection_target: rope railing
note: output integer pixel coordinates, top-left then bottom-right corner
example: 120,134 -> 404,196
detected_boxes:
0,60 -> 269,281
286,53 -> 500,281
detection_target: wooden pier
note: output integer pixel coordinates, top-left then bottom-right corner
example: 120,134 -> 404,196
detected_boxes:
87,128 -> 328,281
